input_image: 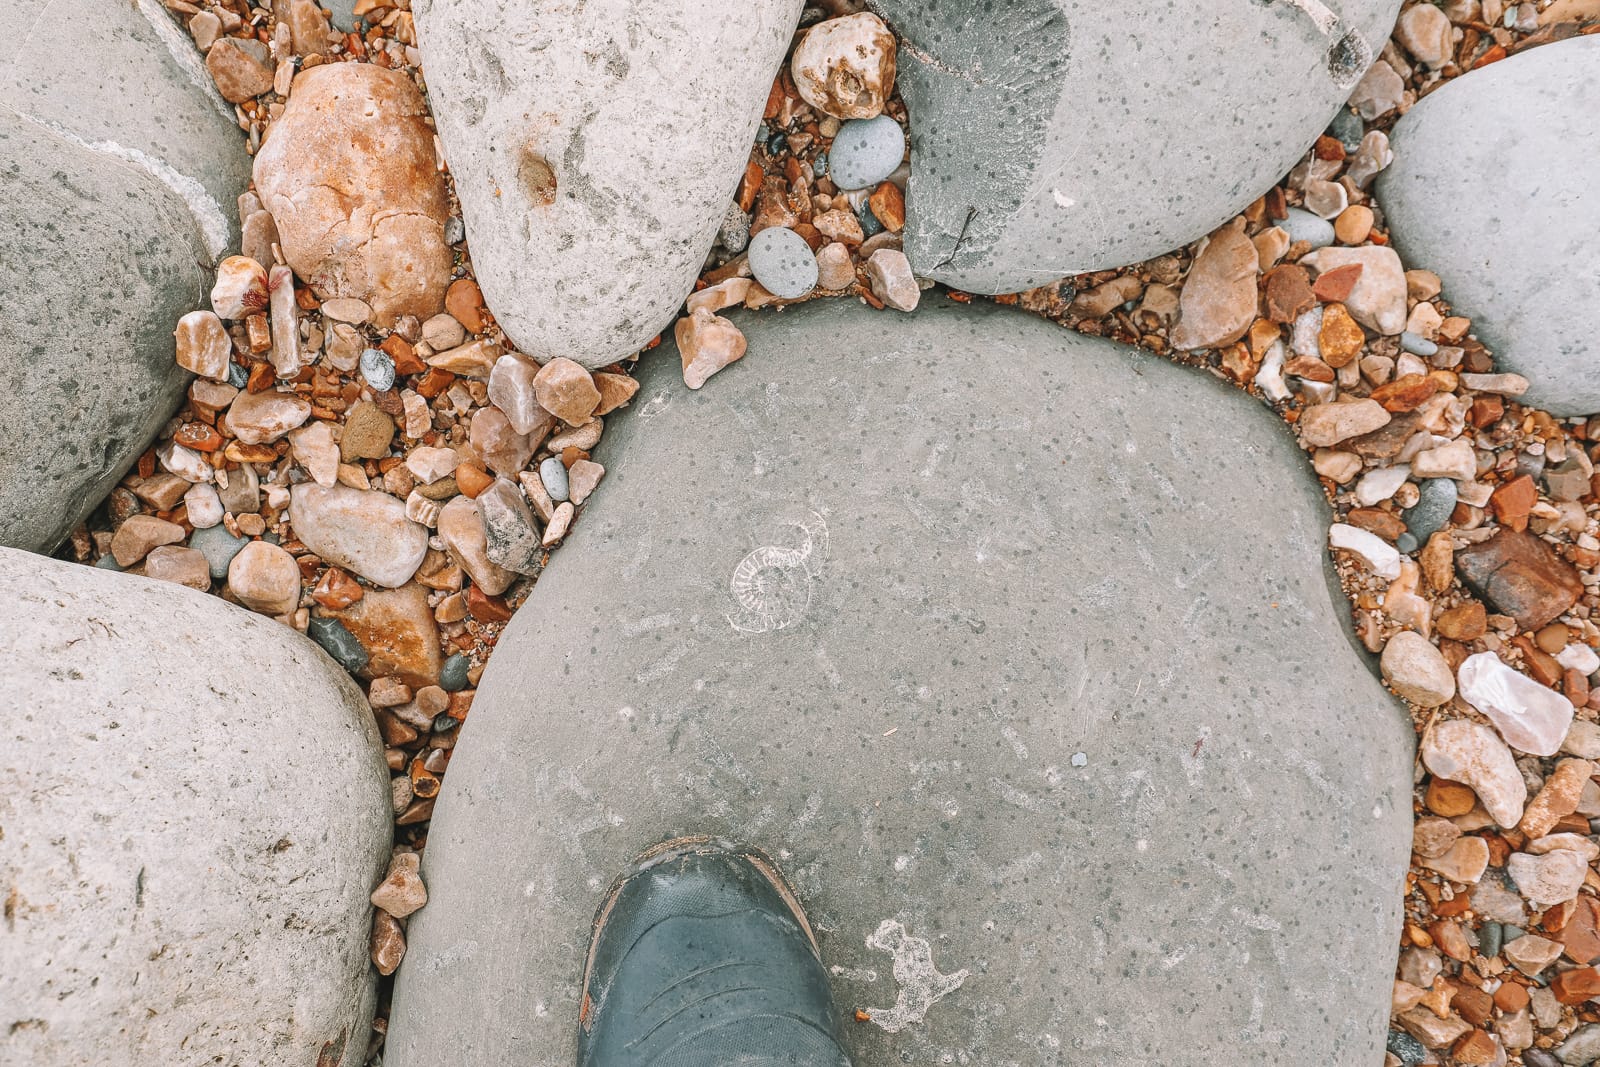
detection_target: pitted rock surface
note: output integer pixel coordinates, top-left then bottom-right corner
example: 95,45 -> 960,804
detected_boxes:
386,296 -> 1412,1065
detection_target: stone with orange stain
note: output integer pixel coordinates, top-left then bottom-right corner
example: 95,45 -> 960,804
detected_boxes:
312,566 -> 365,610
329,583 -> 442,687
593,372 -> 640,415
1317,302 -> 1366,367
1490,474 -> 1538,532
1371,373 -> 1440,413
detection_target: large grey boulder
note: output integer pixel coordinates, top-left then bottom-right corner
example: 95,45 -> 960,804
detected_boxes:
387,297 -> 1413,1065
874,0 -> 1401,294
0,1 -> 249,552
1378,35 -> 1600,416
413,0 -> 803,369
0,548 -> 391,1067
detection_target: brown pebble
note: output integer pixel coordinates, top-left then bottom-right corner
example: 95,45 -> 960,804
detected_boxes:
1426,777 -> 1477,817
445,278 -> 487,333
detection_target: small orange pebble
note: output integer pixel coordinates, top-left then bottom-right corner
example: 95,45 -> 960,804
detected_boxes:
137,447 -> 156,479
295,285 -> 320,311
1474,44 -> 1507,68
947,291 -> 972,303
853,1010 -> 871,1023
455,464 -> 494,499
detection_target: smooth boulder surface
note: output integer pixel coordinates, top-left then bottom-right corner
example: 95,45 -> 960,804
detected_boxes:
0,0 -> 250,258
877,0 -> 1401,293
413,0 -> 803,368
0,549 -> 391,1066
1379,35 -> 1600,415
388,297 -> 1412,1065
0,114 -> 206,553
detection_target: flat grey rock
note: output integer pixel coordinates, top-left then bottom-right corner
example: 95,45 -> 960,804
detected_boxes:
388,297 -> 1412,1065
0,548 -> 391,1067
875,0 -> 1401,293
1378,35 -> 1600,416
0,114 -> 206,552
0,0 -> 251,258
414,0 -> 802,368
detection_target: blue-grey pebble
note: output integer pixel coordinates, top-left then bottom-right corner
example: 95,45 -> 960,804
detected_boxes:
440,652 -> 471,692
767,131 -> 787,157
227,360 -> 249,390
828,115 -> 904,190
748,226 -> 819,299
1282,207 -> 1335,250
1521,1048 -> 1561,1067
94,554 -> 123,571
719,204 -> 751,255
1396,532 -> 1418,554
812,151 -> 827,179
1399,331 -> 1438,357
190,524 -> 250,581
307,617 -> 369,675
1404,478 -> 1457,543
1328,108 -> 1364,152
1385,1030 -> 1425,1067
360,347 -> 396,392
432,711 -> 461,734
1478,921 -> 1503,959
858,198 -> 884,238
540,456 -> 570,502
1504,924 -> 1526,942
445,216 -> 466,245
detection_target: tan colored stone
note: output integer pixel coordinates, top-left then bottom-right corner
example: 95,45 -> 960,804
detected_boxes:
1382,631 -> 1456,707
289,484 -> 429,588
1412,815 -> 1462,859
1317,303 -> 1366,368
426,339 -> 502,379
593,373 -> 639,416
790,12 -> 897,120
227,541 -> 301,616
206,37 -> 273,103
1298,399 -> 1390,447
1422,719 -> 1527,828
174,310 -> 232,381
330,583 -> 443,687
865,248 -> 920,312
676,310 -> 747,390
487,354 -> 553,436
341,402 -> 396,461
1519,758 -> 1594,838
1415,835 -> 1489,883
111,515 -> 185,567
253,63 -> 452,326
533,357 -> 601,426
371,910 -> 406,976
1172,220 -> 1259,350
469,407 -> 538,476
567,460 -> 604,505
815,241 -> 855,291
226,387 -> 311,445
437,496 -> 515,597
286,0 -> 333,56
370,851 -> 428,918
142,545 -> 212,592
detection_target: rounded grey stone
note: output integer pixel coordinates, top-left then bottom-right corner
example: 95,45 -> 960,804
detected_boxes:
1283,207 -> 1337,250
1379,35 -> 1600,415
1329,107 -> 1365,151
1399,331 -> 1437,357
747,225 -> 819,299
1404,477 -> 1457,543
539,455 -> 570,502
440,652 -> 471,692
882,0 -> 1400,293
308,616 -> 371,675
0,547 -> 391,1067
826,114 -> 905,191
387,296 -> 1412,1066
190,523 -> 251,580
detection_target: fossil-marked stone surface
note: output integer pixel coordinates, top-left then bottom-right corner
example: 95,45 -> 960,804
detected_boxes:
0,548 -> 391,1067
388,297 -> 1412,1065
413,0 -> 803,368
877,0 -> 1401,293
1378,35 -> 1600,416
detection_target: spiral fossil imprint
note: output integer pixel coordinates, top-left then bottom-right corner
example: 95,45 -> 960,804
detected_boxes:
725,512 -> 829,634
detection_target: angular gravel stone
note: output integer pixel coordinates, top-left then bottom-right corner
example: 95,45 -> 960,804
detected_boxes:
1379,36 -> 1600,415
415,0 -> 803,368
1458,651 -> 1575,757
388,297 -> 1412,1067
0,548 -> 389,1067
879,0 -> 1402,293
1422,719 -> 1528,828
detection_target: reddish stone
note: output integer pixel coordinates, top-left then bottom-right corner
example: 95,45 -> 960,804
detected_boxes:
330,584 -> 442,687
1346,508 -> 1406,542
1451,1029 -> 1497,1064
1452,984 -> 1494,1026
1490,474 -> 1538,532
174,422 -> 225,452
1263,264 -> 1315,323
1494,981 -> 1530,1012
1371,374 -> 1440,413
312,566 -> 365,610
1313,134 -> 1346,161
1564,896 -> 1600,965
1282,355 -> 1334,382
1455,528 -> 1583,630
382,332 -> 426,375
1431,920 -> 1472,961
1311,262 -> 1364,303
415,367 -> 455,399
1551,965 -> 1600,1004
1469,396 -> 1504,428
466,584 -> 513,623
445,278 -> 487,333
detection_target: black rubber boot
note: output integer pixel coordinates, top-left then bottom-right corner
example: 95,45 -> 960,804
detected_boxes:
577,837 -> 853,1067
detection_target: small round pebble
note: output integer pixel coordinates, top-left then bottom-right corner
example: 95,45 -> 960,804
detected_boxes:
1478,920 -> 1503,959
1281,207 -> 1335,250
444,215 -> 466,245
360,347 -> 396,392
539,456 -> 570,502
1396,532 -> 1418,554
828,115 -> 904,190
719,204 -> 751,255
1399,331 -> 1438,357
190,524 -> 250,581
440,652 -> 471,692
307,617 -> 369,675
1404,478 -> 1458,543
432,711 -> 461,733
94,553 -> 123,571
747,226 -> 819,300
813,151 -> 828,179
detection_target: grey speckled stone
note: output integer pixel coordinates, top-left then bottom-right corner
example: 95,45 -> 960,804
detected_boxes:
0,547 -> 390,1067
876,0 -> 1401,293
0,0 -> 250,258
748,225 -> 820,298
0,114 -> 206,553
388,296 -> 1412,1066
1379,35 -> 1600,416
414,0 -> 802,368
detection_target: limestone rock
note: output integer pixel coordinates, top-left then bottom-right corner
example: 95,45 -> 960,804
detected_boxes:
790,12 -> 897,120
0,547 -> 389,1067
1381,631 -> 1455,707
386,296 -> 1411,1067
675,309 -> 747,389
227,540 -> 301,616
877,0 -> 1402,293
1301,246 -> 1407,335
1415,836 -> 1489,884
1509,850 -> 1589,908
1421,718 -> 1528,828
174,310 -> 232,380
1300,399 -> 1391,447
289,484 -> 429,588
413,0 -> 803,367
226,388 -> 312,445
370,852 -> 427,918
1379,36 -> 1600,415
533,357 -> 601,427
253,63 -> 452,327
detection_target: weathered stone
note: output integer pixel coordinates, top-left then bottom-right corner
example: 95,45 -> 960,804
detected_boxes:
226,387 -> 312,445
487,354 -> 549,436
791,12 -> 897,120
437,496 -> 515,597
676,309 -> 749,390
1172,221 -> 1259,350
469,407 -> 538,477
1520,758 -> 1593,838
1415,836 -> 1489,884
864,248 -> 921,312
174,310 -> 232,380
289,484 -> 429,588
1422,719 -> 1528,828
370,851 -> 428,918
0,548 -> 388,1067
477,478 -> 542,575
1508,849 -> 1589,908
328,583 -> 443,688
227,540 -> 301,616
1382,631 -> 1455,707
1380,36 -> 1600,415
1412,815 -> 1462,859
1301,246 -> 1408,335
414,0 -> 803,367
341,402 -> 396,461
254,63 -> 452,327
1455,528 -> 1582,630
111,515 -> 185,567
205,37 -> 273,102
387,297 -> 1411,1067
1299,399 -> 1391,447
533,357 -> 601,427
142,545 -> 212,592
879,0 -> 1402,293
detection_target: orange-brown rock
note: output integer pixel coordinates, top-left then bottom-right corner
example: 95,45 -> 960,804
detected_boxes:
446,279 -> 487,333
329,583 -> 443,687
1312,262 -> 1364,303
1317,302 -> 1366,367
868,182 -> 906,233
1420,532 -> 1454,593
1451,1029 -> 1497,1064
1550,965 -> 1600,1004
533,358 -> 601,426
1490,474 -> 1538,533
1452,983 -> 1494,1026
1520,758 -> 1595,838
1263,264 -> 1315,323
1347,508 -> 1406,542
254,63 -> 452,327
1493,981 -> 1530,1012
1436,601 -> 1487,641
593,372 -> 640,415
1455,528 -> 1583,630
312,566 -> 364,610
1172,220 -> 1259,350
1426,777 -> 1478,817
1563,895 -> 1600,965
1371,373 -> 1440,413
